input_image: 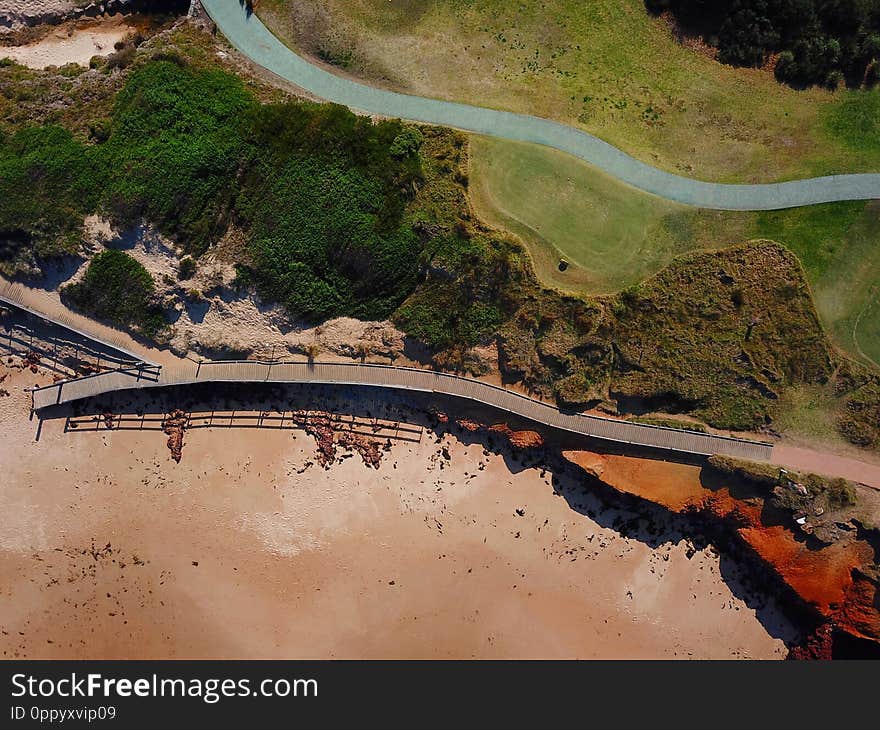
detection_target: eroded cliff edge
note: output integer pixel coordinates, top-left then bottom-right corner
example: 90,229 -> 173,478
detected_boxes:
562,449 -> 880,659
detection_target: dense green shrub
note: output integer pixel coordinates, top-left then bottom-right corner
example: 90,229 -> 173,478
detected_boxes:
647,0 -> 880,88
394,235 -> 525,352
62,250 -> 166,336
102,61 -> 252,255
6,59 -> 428,323
0,125 -> 101,261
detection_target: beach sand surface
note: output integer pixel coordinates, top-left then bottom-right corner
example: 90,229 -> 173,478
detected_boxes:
0,362 -> 792,659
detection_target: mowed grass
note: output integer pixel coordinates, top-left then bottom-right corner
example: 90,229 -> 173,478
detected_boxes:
468,137 -> 880,368
258,0 -> 880,182
754,202 -> 880,368
468,136 -> 750,293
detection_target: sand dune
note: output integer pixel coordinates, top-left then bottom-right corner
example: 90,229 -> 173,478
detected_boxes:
0,17 -> 133,69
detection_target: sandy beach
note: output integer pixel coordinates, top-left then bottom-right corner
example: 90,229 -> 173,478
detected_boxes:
0,353 -> 793,659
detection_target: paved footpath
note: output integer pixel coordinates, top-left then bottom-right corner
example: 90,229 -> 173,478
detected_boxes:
201,0 -> 880,211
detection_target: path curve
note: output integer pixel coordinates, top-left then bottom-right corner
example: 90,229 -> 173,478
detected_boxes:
201,0 -> 880,211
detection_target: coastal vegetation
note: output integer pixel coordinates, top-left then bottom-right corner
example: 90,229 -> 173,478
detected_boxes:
257,0 -> 880,182
647,0 -> 880,89
0,21 -> 878,451
259,0 -> 880,368
61,249 -> 166,336
468,137 -> 880,368
1,55 -> 427,322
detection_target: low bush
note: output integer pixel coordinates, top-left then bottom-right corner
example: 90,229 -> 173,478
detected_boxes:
62,250 -> 166,336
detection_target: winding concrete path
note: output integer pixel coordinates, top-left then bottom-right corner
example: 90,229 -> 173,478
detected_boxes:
201,0 -> 880,211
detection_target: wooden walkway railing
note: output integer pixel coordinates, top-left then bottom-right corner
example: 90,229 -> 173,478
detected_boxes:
0,278 -> 156,366
29,360 -> 775,461
4,275 -> 773,460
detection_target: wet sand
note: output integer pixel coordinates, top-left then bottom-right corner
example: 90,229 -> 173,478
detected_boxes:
0,359 -> 792,659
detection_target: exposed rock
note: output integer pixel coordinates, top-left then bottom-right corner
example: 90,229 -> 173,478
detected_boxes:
562,449 -> 880,657
490,423 -> 544,451
787,622 -> 834,661
289,411 -> 336,468
0,0 -> 186,34
455,419 -> 544,454
287,410 -> 386,469
337,432 -> 383,469
162,409 -> 188,463
455,418 -> 481,433
22,351 -> 41,373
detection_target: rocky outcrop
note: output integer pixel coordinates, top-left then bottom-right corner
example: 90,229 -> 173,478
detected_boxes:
488,423 -> 544,451
288,410 -> 386,469
563,449 -> 880,658
787,622 -> 834,661
452,417 -> 544,456
162,409 -> 188,463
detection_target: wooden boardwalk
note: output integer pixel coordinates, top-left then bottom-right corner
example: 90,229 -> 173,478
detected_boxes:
0,278 -> 156,366
4,275 -> 773,461
29,360 -> 774,461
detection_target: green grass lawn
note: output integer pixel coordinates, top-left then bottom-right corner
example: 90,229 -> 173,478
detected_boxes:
754,202 -> 880,369
468,137 -> 880,368
258,0 -> 880,183
467,136 -> 749,293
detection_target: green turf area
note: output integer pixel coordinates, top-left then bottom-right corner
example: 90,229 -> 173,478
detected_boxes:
468,137 -> 880,369
753,201 -> 880,369
468,136 -> 749,294
258,0 -> 880,183
61,250 -> 166,337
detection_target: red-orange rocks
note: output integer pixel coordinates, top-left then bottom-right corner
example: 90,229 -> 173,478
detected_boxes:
162,410 -> 188,463
455,419 -> 544,453
488,423 -> 544,450
562,449 -> 880,654
337,432 -> 383,469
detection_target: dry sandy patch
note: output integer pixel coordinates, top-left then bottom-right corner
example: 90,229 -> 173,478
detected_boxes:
0,17 -> 134,69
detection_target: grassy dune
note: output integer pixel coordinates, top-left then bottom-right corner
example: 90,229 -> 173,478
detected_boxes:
258,0 -> 880,182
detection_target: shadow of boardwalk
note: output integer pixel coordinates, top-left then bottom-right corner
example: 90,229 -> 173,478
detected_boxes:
35,379 -> 802,648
